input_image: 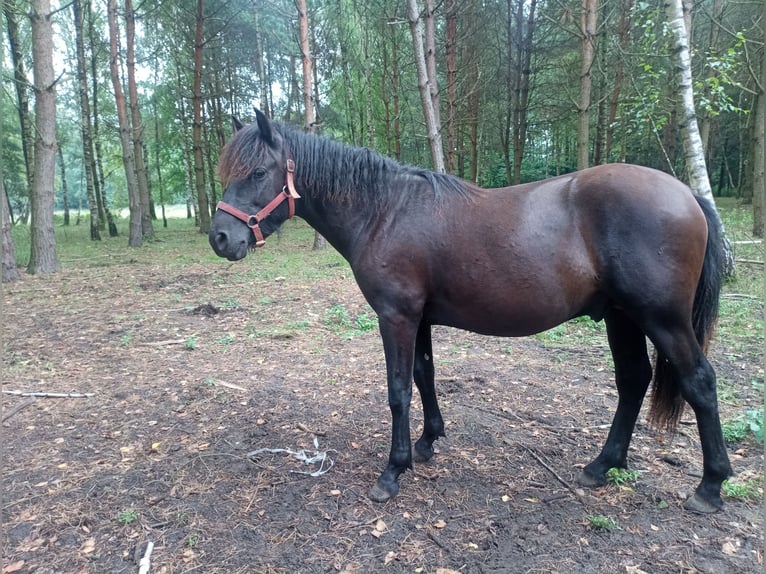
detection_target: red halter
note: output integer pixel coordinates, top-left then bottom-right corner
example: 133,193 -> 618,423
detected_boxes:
215,159 -> 301,247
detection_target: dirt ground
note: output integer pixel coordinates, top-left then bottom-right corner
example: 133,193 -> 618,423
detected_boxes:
2,228 -> 763,574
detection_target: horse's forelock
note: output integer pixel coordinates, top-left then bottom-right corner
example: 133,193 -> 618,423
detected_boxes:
218,127 -> 270,187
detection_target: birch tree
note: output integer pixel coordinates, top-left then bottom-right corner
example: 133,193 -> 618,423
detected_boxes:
664,0 -> 733,272
406,0 -> 445,173
192,0 -> 211,234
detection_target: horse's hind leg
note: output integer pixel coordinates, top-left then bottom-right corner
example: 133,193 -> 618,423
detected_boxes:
648,323 -> 732,513
580,309 -> 652,486
412,322 -> 446,463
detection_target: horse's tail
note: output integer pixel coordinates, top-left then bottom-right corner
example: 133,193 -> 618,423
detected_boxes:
649,195 -> 725,430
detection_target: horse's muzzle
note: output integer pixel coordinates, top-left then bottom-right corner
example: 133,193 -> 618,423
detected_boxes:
209,229 -> 248,261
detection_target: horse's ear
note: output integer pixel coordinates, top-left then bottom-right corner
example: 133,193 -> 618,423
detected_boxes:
232,116 -> 244,132
254,108 -> 276,147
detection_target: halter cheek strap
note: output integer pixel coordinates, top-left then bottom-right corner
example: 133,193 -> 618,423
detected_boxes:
216,159 -> 301,247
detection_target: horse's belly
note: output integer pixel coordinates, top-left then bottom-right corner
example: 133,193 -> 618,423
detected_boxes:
426,300 -> 578,338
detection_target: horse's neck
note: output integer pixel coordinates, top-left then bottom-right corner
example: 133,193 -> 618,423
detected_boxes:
296,194 -> 370,262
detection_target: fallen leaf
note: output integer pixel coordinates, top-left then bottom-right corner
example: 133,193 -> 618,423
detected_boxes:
433,519 -> 446,529
501,495 -> 511,502
625,566 -> 649,574
721,539 -> 740,556
2,560 -> 25,573
330,489 -> 341,496
80,537 -> 96,554
384,551 -> 397,565
436,569 -> 461,574
374,519 -> 387,532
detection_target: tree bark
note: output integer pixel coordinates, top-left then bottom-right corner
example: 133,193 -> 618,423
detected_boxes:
406,0 -> 445,173
577,0 -> 598,171
108,0 -> 142,246
72,0 -> 100,241
125,0 -> 153,240
27,0 -> 58,274
192,0 -> 211,234
1,180 -> 21,282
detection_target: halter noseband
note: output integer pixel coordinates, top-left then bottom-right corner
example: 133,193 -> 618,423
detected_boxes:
215,158 -> 301,247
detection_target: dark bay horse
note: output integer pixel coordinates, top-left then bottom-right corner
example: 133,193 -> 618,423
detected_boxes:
209,110 -> 732,513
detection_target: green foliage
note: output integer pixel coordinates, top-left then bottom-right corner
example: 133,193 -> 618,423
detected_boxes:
606,468 -> 640,487
184,336 -> 198,351
722,478 -> 763,502
586,515 -> 621,532
117,509 -> 138,525
722,409 -> 764,445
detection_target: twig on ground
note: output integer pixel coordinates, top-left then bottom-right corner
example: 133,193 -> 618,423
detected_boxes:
2,390 -> 95,398
138,541 -> 154,574
2,398 -> 35,422
522,445 -> 587,505
297,422 -> 327,436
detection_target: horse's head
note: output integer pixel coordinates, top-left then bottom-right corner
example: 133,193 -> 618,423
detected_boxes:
209,109 -> 299,260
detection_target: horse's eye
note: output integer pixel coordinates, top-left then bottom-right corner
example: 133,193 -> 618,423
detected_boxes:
253,167 -> 267,179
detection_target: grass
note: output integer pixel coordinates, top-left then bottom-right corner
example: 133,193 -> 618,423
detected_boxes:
722,477 -> 763,502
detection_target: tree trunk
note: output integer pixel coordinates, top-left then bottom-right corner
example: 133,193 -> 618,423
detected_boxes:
5,0 -> 35,197
513,0 -> 537,184
445,0 -> 458,173
577,0 -> 598,171
192,0 -> 211,234
605,0 -> 632,161
253,12 -> 270,117
406,0 -> 445,173
1,180 -> 21,282
424,0 -> 440,130
56,143 -> 70,226
753,9 -> 765,237
108,0 -> 142,246
125,0 -> 153,240
87,0 -> 108,232
664,0 -> 734,272
295,0 -> 326,250
27,0 -> 58,275
73,0 -> 100,241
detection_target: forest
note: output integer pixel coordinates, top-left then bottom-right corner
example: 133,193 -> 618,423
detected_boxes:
2,0 -> 764,274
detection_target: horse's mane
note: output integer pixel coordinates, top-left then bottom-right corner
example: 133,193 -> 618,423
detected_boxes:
218,120 -> 477,209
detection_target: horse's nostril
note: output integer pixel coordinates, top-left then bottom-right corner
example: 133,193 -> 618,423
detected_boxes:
215,231 -> 228,247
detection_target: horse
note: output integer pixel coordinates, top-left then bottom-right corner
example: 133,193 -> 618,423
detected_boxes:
209,109 -> 732,514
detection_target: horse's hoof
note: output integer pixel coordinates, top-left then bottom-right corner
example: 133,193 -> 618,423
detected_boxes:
413,445 -> 434,463
576,470 -> 606,488
683,493 -> 723,514
368,480 -> 398,503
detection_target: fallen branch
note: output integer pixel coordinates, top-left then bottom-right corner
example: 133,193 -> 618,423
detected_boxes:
2,390 -> 95,398
2,398 -> 35,422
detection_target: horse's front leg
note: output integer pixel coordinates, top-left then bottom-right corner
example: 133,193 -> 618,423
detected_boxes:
368,314 -> 418,503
